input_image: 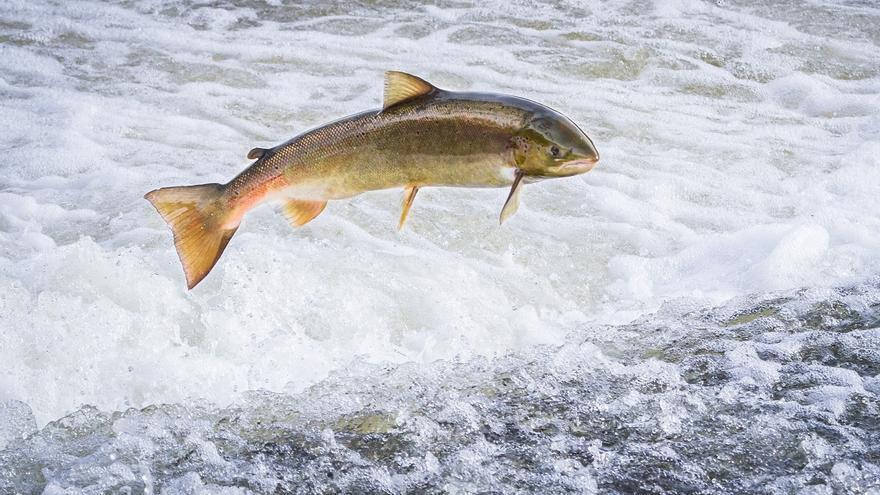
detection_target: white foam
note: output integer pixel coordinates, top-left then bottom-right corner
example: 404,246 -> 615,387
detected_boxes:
0,0 -> 879,428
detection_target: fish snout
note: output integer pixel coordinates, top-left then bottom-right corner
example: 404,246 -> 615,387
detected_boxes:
581,138 -> 600,165
554,138 -> 599,176
557,140 -> 599,175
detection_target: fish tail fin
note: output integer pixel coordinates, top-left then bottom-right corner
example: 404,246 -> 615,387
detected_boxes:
144,183 -> 238,290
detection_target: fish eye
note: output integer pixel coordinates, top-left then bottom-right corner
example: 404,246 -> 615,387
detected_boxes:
550,146 -> 560,158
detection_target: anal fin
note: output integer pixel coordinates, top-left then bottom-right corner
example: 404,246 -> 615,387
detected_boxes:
398,185 -> 419,230
282,199 -> 327,227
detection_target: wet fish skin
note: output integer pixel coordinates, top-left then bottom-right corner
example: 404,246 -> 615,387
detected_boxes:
145,71 -> 599,289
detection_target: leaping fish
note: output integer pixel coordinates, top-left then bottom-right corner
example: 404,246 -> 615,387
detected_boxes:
145,71 -> 600,289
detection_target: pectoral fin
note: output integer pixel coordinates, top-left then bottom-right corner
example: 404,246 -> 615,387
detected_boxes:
499,170 -> 524,225
398,185 -> 419,230
282,199 -> 327,227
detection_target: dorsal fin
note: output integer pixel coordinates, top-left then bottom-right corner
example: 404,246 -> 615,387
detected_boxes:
248,147 -> 268,160
383,71 -> 437,110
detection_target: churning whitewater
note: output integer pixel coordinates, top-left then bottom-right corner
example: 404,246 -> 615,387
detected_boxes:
1,0 -> 879,493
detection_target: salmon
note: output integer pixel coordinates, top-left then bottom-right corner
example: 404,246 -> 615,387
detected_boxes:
145,71 -> 599,289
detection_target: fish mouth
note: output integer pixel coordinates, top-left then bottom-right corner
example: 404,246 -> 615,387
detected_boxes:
556,156 -> 598,175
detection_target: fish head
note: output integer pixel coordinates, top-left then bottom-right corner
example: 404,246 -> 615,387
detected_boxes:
512,111 -> 599,178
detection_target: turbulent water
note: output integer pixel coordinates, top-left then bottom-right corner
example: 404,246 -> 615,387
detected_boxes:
1,0 -> 879,493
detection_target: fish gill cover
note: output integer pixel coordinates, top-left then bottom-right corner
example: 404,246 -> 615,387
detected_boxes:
1,0 -> 879,493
